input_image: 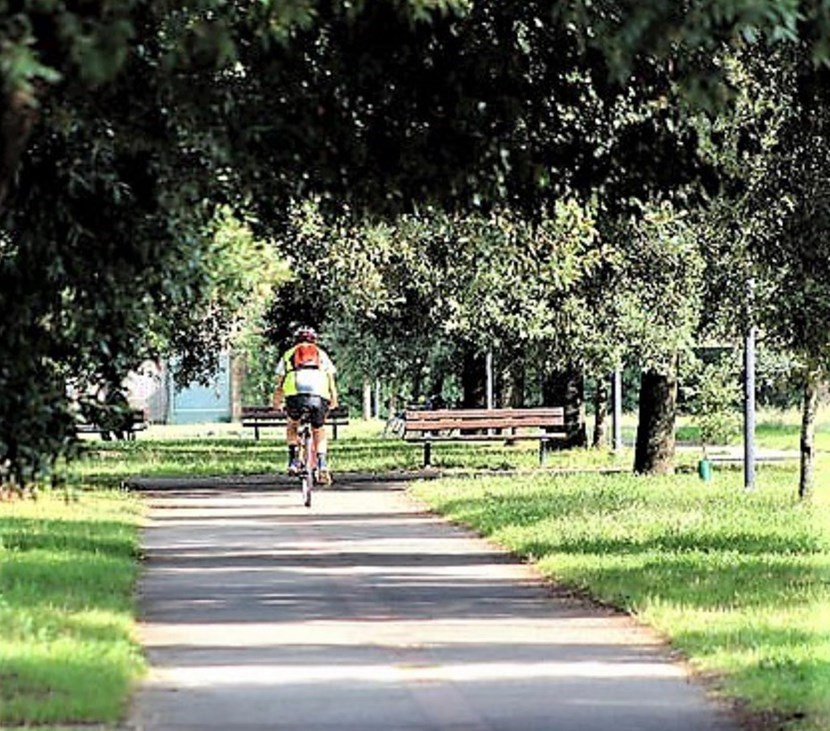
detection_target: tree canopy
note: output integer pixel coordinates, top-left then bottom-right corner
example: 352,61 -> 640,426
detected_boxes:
4,0 -> 830,489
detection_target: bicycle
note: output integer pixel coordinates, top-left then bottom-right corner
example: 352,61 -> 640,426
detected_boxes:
296,413 -> 316,508
382,409 -> 407,438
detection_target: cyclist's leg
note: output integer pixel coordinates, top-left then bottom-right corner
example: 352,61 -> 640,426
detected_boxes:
299,423 -> 314,507
309,397 -> 331,484
284,396 -> 303,474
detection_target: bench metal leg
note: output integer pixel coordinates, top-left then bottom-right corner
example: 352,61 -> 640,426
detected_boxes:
424,442 -> 432,468
254,425 -> 260,441
539,440 -> 547,466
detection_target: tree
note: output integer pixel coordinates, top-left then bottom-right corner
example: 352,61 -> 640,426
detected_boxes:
620,203 -> 705,474
5,0 -> 830,485
694,45 -> 830,498
756,121 -> 830,498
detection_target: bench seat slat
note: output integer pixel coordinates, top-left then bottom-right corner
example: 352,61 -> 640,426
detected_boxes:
404,418 -> 564,431
404,433 -> 568,443
405,408 -> 563,420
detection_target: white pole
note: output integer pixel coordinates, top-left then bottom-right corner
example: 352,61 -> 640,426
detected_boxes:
744,326 -> 756,491
486,351 -> 494,409
362,378 -> 372,421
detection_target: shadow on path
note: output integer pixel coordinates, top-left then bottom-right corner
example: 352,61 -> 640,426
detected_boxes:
125,484 -> 740,731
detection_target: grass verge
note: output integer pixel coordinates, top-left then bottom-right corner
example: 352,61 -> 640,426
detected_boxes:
0,490 -> 146,727
410,460 -> 830,731
6,413 -> 826,728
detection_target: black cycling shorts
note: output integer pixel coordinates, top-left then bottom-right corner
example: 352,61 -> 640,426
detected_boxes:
285,394 -> 329,429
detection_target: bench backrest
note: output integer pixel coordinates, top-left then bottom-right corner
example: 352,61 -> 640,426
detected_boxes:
403,407 -> 565,433
241,405 -> 349,420
76,408 -> 147,429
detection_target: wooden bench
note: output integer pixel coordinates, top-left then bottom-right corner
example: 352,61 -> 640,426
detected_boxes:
403,407 -> 567,467
75,408 -> 148,441
241,405 -> 350,440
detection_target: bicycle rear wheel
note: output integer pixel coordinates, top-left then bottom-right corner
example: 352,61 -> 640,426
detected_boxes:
301,427 -> 313,508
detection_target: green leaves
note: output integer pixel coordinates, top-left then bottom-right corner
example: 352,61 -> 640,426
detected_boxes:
0,36 -> 62,93
5,0 -> 830,488
68,18 -> 135,86
680,349 -> 742,447
617,202 -> 705,371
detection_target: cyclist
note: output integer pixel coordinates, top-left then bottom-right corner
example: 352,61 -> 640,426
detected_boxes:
272,325 -> 339,485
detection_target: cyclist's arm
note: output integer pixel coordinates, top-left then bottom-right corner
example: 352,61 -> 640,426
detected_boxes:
328,373 -> 339,409
273,354 -> 288,410
273,374 -> 286,410
320,351 -> 338,409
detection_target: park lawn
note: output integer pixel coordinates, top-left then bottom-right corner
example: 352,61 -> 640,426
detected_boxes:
0,489 -> 146,727
411,459 -> 830,731
72,405 -> 825,482
72,419 -> 635,480
5,415 -> 825,728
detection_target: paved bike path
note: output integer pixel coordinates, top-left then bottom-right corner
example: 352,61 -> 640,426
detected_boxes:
125,477 -> 739,731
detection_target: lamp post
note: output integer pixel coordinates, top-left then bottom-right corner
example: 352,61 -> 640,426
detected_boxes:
486,351 -> 494,409
486,351 -> 494,437
744,278 -> 756,492
744,324 -> 756,491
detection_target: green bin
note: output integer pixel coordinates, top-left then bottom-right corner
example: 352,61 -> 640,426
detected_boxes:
697,457 -> 712,482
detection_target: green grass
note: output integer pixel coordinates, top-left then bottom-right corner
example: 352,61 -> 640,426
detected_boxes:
410,460 -> 830,731
74,407 -> 826,482
5,412 -> 827,729
74,436 -> 638,479
73,418 -> 638,480
0,490 -> 146,726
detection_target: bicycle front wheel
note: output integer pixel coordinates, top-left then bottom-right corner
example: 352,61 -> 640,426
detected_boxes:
301,429 -> 314,508
301,470 -> 312,507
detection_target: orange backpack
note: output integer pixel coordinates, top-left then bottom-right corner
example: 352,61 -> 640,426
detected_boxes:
292,343 -> 321,370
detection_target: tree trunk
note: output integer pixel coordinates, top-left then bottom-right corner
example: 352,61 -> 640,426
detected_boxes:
501,356 -> 526,408
1,88 -> 39,209
592,375 -> 609,448
799,370 -> 820,501
634,359 -> 678,474
229,352 -> 246,421
410,365 -> 423,404
362,378 -> 372,420
542,367 -> 587,448
428,375 -> 445,396
461,347 -> 486,408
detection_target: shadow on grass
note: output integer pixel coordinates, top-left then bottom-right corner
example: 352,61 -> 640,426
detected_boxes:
1,516 -> 138,616
534,550 -> 824,612
0,497 -> 143,727
0,646 -> 137,726
674,625 -> 830,713
419,474 -> 830,728
75,439 -> 429,481
426,477 -> 827,614
0,517 -> 136,556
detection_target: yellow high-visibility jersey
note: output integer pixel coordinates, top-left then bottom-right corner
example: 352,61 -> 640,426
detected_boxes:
276,344 -> 336,400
